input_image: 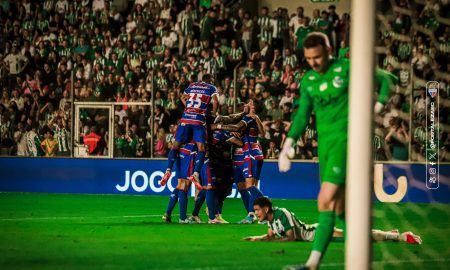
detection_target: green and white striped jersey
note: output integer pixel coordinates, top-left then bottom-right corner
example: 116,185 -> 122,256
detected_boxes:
283,55 -> 298,68
268,207 -> 316,242
36,20 -> 50,32
94,56 -> 107,68
115,48 -> 128,59
215,56 -> 226,70
54,126 -> 70,152
145,58 -> 159,70
178,10 -> 194,36
271,17 -> 288,39
188,46 -> 201,56
258,16 -> 272,42
229,47 -> 243,61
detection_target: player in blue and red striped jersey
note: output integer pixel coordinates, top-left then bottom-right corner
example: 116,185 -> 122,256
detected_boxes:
163,139 -> 221,224
160,74 -> 219,190
162,140 -> 197,223
211,101 -> 265,224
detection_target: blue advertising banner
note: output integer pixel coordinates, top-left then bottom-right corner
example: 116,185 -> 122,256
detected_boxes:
0,158 -> 448,203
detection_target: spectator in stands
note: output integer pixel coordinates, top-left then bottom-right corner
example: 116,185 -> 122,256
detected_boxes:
40,129 -> 58,157
3,44 -> 28,90
154,128 -> 166,157
83,126 -> 102,155
385,118 -> 410,161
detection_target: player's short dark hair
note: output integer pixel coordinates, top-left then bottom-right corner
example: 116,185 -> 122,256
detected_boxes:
303,32 -> 331,49
253,197 -> 272,210
202,73 -> 212,82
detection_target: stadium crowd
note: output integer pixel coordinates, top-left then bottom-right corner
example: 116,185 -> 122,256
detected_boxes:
0,0 -> 449,161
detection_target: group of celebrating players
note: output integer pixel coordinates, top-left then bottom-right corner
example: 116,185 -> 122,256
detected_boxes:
157,33 -> 422,270
159,73 -> 265,224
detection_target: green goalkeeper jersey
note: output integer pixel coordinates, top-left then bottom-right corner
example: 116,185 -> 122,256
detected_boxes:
288,58 -> 394,142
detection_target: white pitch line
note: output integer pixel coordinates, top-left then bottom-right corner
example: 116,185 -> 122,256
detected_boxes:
0,214 -> 247,222
0,214 -> 165,221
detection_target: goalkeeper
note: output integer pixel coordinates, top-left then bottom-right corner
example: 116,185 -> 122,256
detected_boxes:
278,32 -> 396,270
244,197 -> 422,244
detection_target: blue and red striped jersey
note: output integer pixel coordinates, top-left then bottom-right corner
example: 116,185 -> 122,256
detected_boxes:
181,82 -> 218,125
241,116 -> 264,160
179,140 -> 197,157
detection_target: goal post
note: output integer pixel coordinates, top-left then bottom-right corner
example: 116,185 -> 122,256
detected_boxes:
346,0 -> 376,269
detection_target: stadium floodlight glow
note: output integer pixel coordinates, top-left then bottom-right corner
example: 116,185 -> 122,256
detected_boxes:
346,0 -> 375,269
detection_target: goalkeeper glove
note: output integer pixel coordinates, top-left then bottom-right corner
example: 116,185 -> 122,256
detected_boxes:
279,137 -> 295,172
374,101 -> 384,114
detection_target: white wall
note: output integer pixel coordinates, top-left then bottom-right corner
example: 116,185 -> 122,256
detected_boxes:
257,0 -> 351,17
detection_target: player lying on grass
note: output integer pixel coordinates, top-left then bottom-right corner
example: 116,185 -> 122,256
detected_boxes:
243,197 -> 422,244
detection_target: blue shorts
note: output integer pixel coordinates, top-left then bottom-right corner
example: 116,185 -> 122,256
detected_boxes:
176,152 -> 195,179
200,159 -> 215,186
248,159 -> 263,180
232,158 -> 263,183
175,123 -> 206,144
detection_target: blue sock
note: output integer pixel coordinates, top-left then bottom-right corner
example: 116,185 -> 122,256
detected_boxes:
166,148 -> 178,170
179,190 -> 188,220
165,189 -> 179,215
192,190 -> 206,216
193,151 -> 206,174
248,186 -> 264,213
239,189 -> 251,213
206,190 -> 216,220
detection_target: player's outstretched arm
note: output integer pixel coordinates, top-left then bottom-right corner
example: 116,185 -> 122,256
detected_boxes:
248,114 -> 265,137
211,121 -> 246,132
242,234 -> 271,241
371,229 -> 422,244
272,229 -> 296,242
228,136 -> 244,147
215,112 -> 246,125
243,228 -> 277,241
374,68 -> 397,113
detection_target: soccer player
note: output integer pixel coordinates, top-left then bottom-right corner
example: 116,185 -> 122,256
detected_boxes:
209,129 -> 244,223
189,156 -> 219,223
212,100 -> 265,224
278,32 -> 395,270
162,141 -> 196,224
244,197 -> 422,245
160,74 -> 219,190
162,138 -> 220,224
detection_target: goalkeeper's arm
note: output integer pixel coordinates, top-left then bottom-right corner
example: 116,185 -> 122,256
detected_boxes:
374,68 -> 397,113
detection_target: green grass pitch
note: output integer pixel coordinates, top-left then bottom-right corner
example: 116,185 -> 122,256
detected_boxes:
0,193 -> 448,270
